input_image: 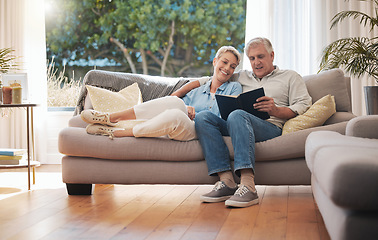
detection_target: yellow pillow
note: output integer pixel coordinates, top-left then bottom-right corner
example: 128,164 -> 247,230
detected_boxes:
282,94 -> 336,135
86,83 -> 143,113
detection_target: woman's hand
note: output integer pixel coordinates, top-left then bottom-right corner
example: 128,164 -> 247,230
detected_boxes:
187,106 -> 196,120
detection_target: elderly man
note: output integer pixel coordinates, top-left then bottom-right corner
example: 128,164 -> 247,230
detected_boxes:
173,37 -> 312,208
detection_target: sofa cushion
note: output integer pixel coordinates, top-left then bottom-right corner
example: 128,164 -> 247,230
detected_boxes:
62,119 -> 349,163
306,131 -> 378,210
304,68 -> 351,112
305,131 -> 378,172
86,83 -> 142,113
282,94 -> 336,134
59,127 -> 206,161
228,121 -> 348,161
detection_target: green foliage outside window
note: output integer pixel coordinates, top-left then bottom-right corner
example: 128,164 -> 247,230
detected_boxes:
45,0 -> 246,77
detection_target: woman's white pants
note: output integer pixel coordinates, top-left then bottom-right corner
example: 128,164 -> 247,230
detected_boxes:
132,96 -> 197,141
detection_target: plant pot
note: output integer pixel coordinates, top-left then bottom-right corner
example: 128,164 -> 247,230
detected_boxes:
364,86 -> 378,115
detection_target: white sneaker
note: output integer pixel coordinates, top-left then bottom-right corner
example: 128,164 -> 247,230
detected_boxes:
86,124 -> 123,139
81,110 -> 116,126
225,185 -> 259,208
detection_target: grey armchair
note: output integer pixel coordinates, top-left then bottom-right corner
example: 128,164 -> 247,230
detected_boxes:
305,115 -> 378,240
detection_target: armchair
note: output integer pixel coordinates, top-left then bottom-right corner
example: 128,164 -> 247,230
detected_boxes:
305,115 -> 378,240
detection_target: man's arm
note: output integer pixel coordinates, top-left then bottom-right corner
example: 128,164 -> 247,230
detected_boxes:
171,80 -> 200,97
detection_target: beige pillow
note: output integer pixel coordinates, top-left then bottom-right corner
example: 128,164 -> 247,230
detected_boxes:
282,94 -> 336,134
86,83 -> 143,113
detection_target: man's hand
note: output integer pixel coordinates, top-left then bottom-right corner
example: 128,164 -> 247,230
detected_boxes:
187,106 -> 196,120
254,96 -> 296,119
254,96 -> 277,115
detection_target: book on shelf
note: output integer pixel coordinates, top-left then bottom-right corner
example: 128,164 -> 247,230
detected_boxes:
0,159 -> 21,165
215,87 -> 270,121
0,155 -> 23,160
0,154 -> 25,165
0,148 -> 27,156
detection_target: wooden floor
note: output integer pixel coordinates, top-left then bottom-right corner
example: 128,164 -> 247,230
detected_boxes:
0,165 -> 330,240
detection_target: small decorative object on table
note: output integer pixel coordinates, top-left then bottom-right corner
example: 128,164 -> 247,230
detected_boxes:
2,85 -> 12,104
11,83 -> 22,104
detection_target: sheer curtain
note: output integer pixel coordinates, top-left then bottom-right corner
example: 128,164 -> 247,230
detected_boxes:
244,0 -> 377,115
0,0 -> 48,163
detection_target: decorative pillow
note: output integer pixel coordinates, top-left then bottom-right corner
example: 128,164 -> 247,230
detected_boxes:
282,94 -> 336,135
86,83 -> 143,113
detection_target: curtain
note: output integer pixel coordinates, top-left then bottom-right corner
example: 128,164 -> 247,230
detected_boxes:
0,0 -> 48,163
244,0 -> 377,115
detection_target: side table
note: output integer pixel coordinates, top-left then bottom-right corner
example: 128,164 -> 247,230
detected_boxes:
0,103 -> 39,190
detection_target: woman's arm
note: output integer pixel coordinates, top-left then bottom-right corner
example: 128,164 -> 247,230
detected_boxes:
171,76 -> 210,97
171,80 -> 200,97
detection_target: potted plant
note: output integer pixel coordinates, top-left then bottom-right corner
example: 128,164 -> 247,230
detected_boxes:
319,0 -> 377,114
0,47 -> 18,74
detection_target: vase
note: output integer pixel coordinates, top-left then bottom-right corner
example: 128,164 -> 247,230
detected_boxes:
364,86 -> 378,115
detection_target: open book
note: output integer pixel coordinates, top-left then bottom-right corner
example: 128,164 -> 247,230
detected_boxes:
215,87 -> 270,120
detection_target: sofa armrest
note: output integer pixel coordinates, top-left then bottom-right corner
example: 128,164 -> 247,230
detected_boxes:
323,111 -> 355,125
346,115 -> 378,139
69,115 -> 88,128
305,131 -> 378,210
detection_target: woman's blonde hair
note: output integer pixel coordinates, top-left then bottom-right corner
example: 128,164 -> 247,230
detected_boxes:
215,46 -> 241,65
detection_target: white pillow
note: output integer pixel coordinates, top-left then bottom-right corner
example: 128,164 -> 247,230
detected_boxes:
86,83 -> 142,113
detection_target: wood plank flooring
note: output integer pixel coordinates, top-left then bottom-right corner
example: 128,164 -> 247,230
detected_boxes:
0,165 -> 330,240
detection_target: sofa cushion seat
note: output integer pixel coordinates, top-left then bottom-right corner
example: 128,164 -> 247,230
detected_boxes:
59,127 -> 205,162
59,120 -> 351,163
306,131 -> 378,210
254,121 -> 349,161
324,111 -> 356,125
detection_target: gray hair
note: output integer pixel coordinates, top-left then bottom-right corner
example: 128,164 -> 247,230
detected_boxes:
215,46 -> 241,65
244,37 -> 274,55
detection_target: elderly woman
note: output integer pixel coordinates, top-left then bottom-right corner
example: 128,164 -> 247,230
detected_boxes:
81,45 -> 242,141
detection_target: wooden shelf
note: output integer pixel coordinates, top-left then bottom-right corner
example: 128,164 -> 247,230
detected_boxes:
0,160 -> 40,169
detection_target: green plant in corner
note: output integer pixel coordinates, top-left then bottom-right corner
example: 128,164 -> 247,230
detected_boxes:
319,0 -> 377,83
0,47 -> 18,74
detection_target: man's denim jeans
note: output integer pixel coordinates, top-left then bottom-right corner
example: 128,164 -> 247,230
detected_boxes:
195,109 -> 282,176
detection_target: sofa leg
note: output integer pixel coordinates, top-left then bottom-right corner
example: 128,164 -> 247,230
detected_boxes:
66,183 -> 92,195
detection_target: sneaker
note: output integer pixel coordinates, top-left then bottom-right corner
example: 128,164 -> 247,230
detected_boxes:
225,185 -> 259,208
200,181 -> 238,203
81,110 -> 116,126
86,124 -> 124,139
